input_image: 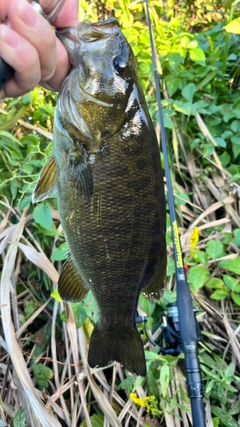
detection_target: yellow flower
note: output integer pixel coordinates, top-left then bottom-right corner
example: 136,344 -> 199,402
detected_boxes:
130,393 -> 159,415
190,227 -> 199,255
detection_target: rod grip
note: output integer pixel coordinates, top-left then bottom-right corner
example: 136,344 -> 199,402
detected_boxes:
185,345 -> 204,399
185,348 -> 206,427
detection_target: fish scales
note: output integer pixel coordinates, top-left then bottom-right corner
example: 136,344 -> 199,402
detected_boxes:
33,18 -> 166,376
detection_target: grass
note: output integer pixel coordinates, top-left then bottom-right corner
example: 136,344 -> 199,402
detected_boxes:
0,178 -> 239,426
1,1 -> 240,426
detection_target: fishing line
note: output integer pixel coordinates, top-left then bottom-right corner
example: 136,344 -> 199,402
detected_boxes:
143,1 -> 206,426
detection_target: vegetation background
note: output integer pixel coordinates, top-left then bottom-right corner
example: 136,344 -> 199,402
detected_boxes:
0,0 -> 240,426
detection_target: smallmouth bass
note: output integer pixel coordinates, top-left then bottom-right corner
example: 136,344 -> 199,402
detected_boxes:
33,18 -> 166,376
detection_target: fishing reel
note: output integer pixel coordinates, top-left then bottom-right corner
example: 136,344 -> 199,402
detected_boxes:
136,302 -> 201,356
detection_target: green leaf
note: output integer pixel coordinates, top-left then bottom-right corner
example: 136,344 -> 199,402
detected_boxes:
161,289 -> 176,308
214,137 -> 226,148
133,375 -> 144,392
206,278 -> 224,289
224,18 -> 240,34
51,288 -> 63,302
233,229 -> 240,246
231,135 -> 240,145
195,70 -> 218,91
211,406 -> 238,427
61,302 -> 87,328
192,249 -> 208,264
81,415 -> 104,427
230,173 -> 240,183
213,418 -> 220,427
21,92 -> 33,104
199,352 -> 216,369
231,293 -> 240,306
219,258 -> 240,275
206,240 -> 225,260
180,35 -> 191,48
117,376 -> 135,392
72,303 -> 87,328
205,379 -> 216,395
160,363 -> 170,398
224,363 -> 233,379
167,53 -> 184,72
10,178 -> 18,199
189,48 -> 206,64
13,409 -> 26,427
202,143 -> 215,157
0,130 -> 23,145
51,242 -> 68,261
232,144 -> 240,159
164,75 -> 180,97
145,350 -> 161,361
223,275 -> 239,291
222,232 -> 232,244
163,108 -> 174,129
187,40 -> 198,49
139,293 -> 156,316
182,83 -> 196,103
211,289 -> 229,300
33,202 -> 52,231
230,120 -> 240,134
188,266 -> 210,289
219,152 -> 230,167
147,369 -> 159,397
32,363 -> 53,390
173,101 -> 197,116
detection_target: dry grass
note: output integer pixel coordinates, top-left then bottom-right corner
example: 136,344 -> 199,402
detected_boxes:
0,49 -> 240,424
0,159 -> 239,426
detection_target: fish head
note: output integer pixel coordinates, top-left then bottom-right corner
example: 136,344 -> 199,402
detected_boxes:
57,18 -> 136,147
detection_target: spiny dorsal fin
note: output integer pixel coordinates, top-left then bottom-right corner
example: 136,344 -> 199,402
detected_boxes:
32,156 -> 57,203
58,256 -> 89,302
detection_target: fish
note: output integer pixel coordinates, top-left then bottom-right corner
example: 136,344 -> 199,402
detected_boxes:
33,18 -> 166,377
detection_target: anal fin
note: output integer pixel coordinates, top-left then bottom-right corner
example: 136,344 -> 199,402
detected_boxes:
58,256 -> 89,302
143,263 -> 166,301
33,156 -> 57,203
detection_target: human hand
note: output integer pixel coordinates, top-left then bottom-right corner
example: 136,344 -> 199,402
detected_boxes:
0,0 -> 79,99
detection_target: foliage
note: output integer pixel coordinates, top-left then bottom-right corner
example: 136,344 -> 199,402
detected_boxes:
0,1 -> 240,426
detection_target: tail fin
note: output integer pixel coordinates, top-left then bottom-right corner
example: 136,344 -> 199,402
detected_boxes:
88,325 -> 146,376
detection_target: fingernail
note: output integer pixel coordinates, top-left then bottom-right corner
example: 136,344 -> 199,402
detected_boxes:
0,25 -> 20,48
19,0 -> 40,28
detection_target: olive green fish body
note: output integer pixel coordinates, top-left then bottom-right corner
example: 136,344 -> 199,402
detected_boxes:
33,19 -> 166,376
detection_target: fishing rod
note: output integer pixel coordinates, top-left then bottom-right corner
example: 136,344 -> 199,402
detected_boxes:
143,1 -> 206,426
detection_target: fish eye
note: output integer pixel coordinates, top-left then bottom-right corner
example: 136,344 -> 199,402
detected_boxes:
113,56 -> 127,74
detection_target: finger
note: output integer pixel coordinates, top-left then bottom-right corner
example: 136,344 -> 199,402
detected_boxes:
0,24 -> 41,98
39,0 -> 79,91
40,0 -> 79,27
0,0 -> 13,21
8,0 -> 57,82
40,37 -> 71,91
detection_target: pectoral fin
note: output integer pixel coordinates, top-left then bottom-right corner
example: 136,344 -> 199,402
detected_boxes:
68,146 -> 93,199
33,156 -> 57,203
58,256 -> 89,302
